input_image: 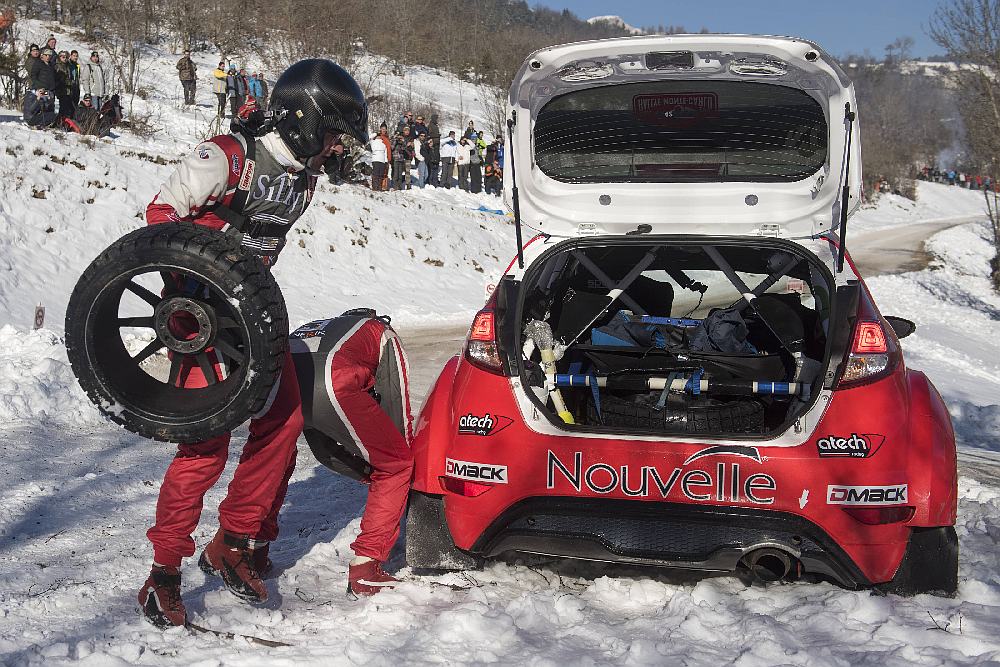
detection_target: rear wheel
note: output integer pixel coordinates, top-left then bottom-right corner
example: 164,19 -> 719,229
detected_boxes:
65,223 -> 288,443
880,526 -> 958,596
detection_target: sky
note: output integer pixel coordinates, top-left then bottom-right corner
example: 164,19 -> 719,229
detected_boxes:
537,0 -> 945,60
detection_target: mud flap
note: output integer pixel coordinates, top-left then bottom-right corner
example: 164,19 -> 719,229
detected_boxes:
879,526 -> 958,596
405,491 -> 481,571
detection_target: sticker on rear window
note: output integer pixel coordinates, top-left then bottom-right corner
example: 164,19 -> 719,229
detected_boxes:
633,92 -> 719,128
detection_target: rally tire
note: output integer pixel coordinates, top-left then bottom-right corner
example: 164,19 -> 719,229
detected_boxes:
65,223 -> 289,443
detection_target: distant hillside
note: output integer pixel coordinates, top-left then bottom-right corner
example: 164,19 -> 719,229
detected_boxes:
587,15 -> 644,36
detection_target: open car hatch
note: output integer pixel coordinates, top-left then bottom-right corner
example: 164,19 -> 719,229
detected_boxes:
504,35 -> 862,241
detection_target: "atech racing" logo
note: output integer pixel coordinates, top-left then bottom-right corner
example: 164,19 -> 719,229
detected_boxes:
816,433 -> 885,458
458,413 -> 513,437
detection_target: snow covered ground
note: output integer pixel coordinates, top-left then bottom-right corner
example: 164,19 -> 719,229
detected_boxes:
2,17 -> 1000,667
3,213 -> 1000,665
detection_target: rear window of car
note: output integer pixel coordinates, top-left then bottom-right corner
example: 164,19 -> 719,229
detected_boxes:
533,80 -> 827,184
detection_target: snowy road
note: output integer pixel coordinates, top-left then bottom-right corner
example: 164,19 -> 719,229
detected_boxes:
850,215 -> 986,276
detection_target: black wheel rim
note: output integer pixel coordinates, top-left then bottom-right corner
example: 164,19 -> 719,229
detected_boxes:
86,264 -> 253,426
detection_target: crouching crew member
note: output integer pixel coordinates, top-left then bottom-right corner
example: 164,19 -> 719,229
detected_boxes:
137,59 -> 369,629
290,309 -> 414,596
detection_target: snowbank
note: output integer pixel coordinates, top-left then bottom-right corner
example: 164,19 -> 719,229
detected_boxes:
868,221 -> 1000,454
0,324 -> 102,426
851,181 -> 987,232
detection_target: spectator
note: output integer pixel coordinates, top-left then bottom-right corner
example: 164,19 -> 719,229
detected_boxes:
176,50 -> 197,105
413,132 -> 427,188
322,137 -> 349,185
469,136 -> 483,194
496,136 -> 505,169
439,130 -> 458,189
212,61 -> 227,116
248,72 -> 263,103
45,34 -> 57,52
370,123 -> 391,191
226,65 -> 244,117
72,93 -> 118,137
427,113 -> 440,139
396,110 -> 413,134
484,160 -> 501,196
422,135 -> 440,187
23,43 -> 39,71
412,114 -> 428,137
463,120 -> 476,140
475,130 -> 487,158
456,136 -> 471,191
54,51 -> 74,119
256,73 -> 269,107
391,125 -> 414,190
81,51 -> 106,111
23,89 -> 58,128
74,93 -> 99,133
68,50 -> 81,109
485,138 -> 497,166
30,48 -> 56,94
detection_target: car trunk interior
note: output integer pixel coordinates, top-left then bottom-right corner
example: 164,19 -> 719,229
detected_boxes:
515,237 -> 835,439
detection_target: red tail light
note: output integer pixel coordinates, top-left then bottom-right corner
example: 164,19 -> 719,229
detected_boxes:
465,295 -> 504,374
843,506 -> 915,525
439,475 -> 493,497
836,285 -> 900,388
853,322 -> 887,353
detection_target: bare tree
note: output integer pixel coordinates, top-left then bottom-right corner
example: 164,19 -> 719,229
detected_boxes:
930,0 -> 1000,290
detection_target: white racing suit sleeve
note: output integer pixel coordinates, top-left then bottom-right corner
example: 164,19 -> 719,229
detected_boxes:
146,141 -> 233,224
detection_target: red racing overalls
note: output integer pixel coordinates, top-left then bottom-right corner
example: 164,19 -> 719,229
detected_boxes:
144,130 -> 316,567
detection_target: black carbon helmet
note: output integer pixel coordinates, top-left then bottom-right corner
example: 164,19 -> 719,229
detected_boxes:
268,59 -> 369,158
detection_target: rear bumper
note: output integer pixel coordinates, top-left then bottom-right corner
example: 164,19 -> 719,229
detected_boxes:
469,497 -> 871,588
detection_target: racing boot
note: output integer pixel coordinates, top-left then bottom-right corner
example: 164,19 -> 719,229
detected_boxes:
348,558 -> 399,596
198,529 -> 268,603
138,565 -> 187,629
253,541 -> 273,578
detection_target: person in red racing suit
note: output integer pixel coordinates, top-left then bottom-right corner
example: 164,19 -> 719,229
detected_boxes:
293,310 -> 415,595
137,59 -> 370,629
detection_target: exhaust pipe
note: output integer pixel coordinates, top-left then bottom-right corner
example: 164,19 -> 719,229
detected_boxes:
741,548 -> 797,583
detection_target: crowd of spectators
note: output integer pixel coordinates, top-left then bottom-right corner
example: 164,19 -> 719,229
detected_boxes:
369,110 -> 504,196
917,166 -> 996,192
19,37 -> 505,201
21,34 -> 118,135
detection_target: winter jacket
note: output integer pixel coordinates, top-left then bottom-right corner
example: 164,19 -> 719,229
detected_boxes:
496,143 -> 505,167
29,57 -> 55,92
475,136 -> 487,158
81,61 -> 106,97
439,137 -> 459,159
54,60 -> 73,96
411,122 -> 428,137
212,67 -> 227,94
456,141 -> 471,166
176,56 -> 197,81
392,135 -> 414,162
421,140 -> 439,164
68,60 -> 80,93
259,77 -> 268,101
226,71 -> 246,97
22,91 -> 56,127
247,75 -> 263,98
427,114 -> 440,139
370,133 -> 390,163
146,132 -> 316,263
412,137 -> 425,162
463,127 -> 477,140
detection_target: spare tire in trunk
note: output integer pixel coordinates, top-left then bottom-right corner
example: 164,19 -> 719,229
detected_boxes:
65,223 -> 289,443
588,394 -> 765,435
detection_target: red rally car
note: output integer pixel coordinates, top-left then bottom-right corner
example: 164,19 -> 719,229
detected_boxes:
398,35 -> 958,594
